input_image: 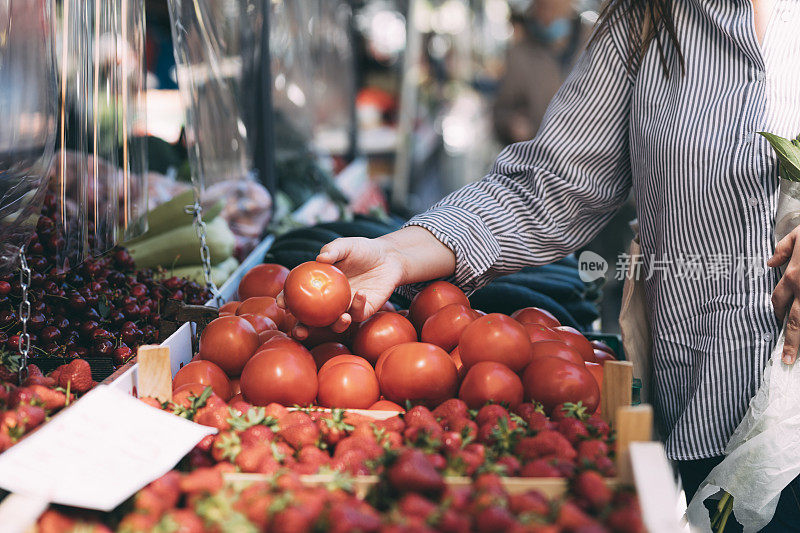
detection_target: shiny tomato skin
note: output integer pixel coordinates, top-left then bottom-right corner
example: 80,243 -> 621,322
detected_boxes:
458,313 -> 532,373
283,261 -> 351,327
352,311 -> 417,364
240,345 -> 318,406
458,361 -> 524,409
529,340 -> 585,367
173,360 -> 231,400
318,354 -> 373,380
408,281 -> 470,330
554,326 -> 596,362
511,307 -> 560,328
172,382 -> 208,397
238,264 -> 290,300
369,400 -> 405,412
317,362 -> 380,409
236,296 -> 285,326
523,323 -> 563,343
218,301 -> 240,316
377,342 -> 458,407
584,362 -> 604,390
198,316 -> 260,377
450,346 -> 466,380
310,342 -> 351,369
256,335 -> 305,354
420,304 -> 477,352
239,313 -> 277,334
258,329 -> 289,346
521,356 -> 600,414
593,349 -> 617,363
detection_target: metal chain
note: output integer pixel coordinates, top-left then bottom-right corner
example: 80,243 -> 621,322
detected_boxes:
185,200 -> 222,305
17,245 -> 31,383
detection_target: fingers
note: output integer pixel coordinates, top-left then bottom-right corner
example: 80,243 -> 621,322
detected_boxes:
290,324 -> 308,340
773,277 -> 793,320
330,313 -> 352,334
276,291 -> 286,309
317,239 -> 349,264
783,299 -> 800,364
348,291 -> 369,323
768,231 -> 797,268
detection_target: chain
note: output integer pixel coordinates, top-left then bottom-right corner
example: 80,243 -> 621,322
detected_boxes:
185,200 -> 222,306
17,245 -> 31,383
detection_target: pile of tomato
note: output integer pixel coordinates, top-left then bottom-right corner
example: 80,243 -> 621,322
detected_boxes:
172,261 -> 616,416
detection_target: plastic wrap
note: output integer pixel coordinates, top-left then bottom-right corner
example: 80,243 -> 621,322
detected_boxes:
0,0 -> 58,273
687,178 -> 800,532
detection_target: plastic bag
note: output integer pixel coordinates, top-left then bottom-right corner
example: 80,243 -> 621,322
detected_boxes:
687,177 -> 800,532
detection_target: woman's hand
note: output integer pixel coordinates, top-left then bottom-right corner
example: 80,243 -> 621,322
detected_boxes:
767,228 -> 800,364
277,226 -> 457,339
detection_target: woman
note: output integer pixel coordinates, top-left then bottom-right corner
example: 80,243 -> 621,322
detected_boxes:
285,0 -> 800,528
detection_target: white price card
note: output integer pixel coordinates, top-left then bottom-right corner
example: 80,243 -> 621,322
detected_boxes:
0,384 -> 215,511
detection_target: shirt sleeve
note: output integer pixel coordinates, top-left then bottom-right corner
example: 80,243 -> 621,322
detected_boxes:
403,25 -> 636,294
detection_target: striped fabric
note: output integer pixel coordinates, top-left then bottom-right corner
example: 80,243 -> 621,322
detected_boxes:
405,0 -> 800,460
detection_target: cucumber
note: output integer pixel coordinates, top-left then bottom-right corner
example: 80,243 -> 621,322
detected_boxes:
270,238 -> 326,254
277,226 -> 342,244
316,220 -> 390,239
555,255 -> 579,268
128,216 -> 235,270
469,282 -> 580,327
265,250 -> 318,269
124,191 -> 224,246
529,263 -> 584,280
498,272 -> 583,301
562,299 -> 600,327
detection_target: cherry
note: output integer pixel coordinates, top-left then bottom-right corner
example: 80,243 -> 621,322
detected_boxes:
79,321 -> 99,338
52,315 -> 70,330
0,309 -> 17,326
130,284 -> 147,299
109,310 -> 126,326
122,303 -> 140,319
113,346 -> 133,365
0,281 -> 11,296
39,326 -> 61,343
68,293 -> 87,312
29,242 -> 44,255
27,314 -> 46,332
91,328 -> 113,342
93,339 -> 114,357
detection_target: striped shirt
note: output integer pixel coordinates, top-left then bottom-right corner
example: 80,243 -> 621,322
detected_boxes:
406,0 -> 800,460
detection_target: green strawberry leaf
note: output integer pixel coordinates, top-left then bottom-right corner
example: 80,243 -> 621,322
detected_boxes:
759,132 -> 800,182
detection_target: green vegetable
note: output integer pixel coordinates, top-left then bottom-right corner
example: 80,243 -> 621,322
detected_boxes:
165,256 -> 240,286
124,190 -> 224,245
128,216 -> 235,270
759,132 -> 800,182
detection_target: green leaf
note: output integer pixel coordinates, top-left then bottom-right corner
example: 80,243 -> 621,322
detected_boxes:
759,132 -> 800,182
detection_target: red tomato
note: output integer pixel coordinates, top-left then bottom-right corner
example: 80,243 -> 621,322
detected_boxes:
408,281 -> 470,330
172,382 -> 207,397
173,360 -> 231,400
318,354 -> 373,380
240,345 -> 318,406
593,349 -> 617,363
317,362 -> 380,409
591,340 -> 617,357
373,346 -> 394,382
258,329 -> 289,345
238,263 -> 290,300
554,326 -> 596,362
239,313 -> 277,334
523,323 -> 562,343
377,342 -> 458,407
420,304 -> 477,352
458,362 -> 524,409
352,311 -> 417,364
511,307 -> 560,328
256,335 -> 304,353
237,296 -> 285,326
283,261 -> 351,327
230,378 -> 241,396
584,362 -> 604,391
218,300 -> 240,316
450,346 -> 466,380
521,356 -> 600,414
529,340 -> 585,367
458,313 -> 532,373
198,316 -> 259,377
369,400 -> 405,412
310,342 -> 351,369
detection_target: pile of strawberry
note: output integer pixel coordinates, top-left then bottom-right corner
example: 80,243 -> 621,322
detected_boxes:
38,467 -> 644,532
0,359 -> 95,453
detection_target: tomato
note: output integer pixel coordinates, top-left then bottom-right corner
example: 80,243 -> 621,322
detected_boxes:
511,307 -> 560,328
257,334 -> 304,353
318,354 -> 373,380
198,316 -> 259,377
554,326 -> 595,362
283,261 -> 351,327
591,340 -> 617,358
317,362 -> 380,409
173,360 -> 231,400
458,313 -> 532,373
369,400 -> 405,412
218,301 -> 240,317
240,345 -> 318,406
230,378 -> 241,396
420,304 -> 477,352
280,312 -> 298,333
450,346 -> 466,380
236,296 -> 285,326
377,342 -> 458,407
172,382 -> 207,397
258,329 -> 289,345
352,311 -> 417,364
310,342 -> 351,369
529,340 -> 585,367
239,313 -> 277,334
523,323 -> 562,343
593,349 -> 617,363
408,281 -> 470,330
458,362 -> 524,409
238,264 -> 290,300
521,356 -> 600,414
584,361 -> 604,390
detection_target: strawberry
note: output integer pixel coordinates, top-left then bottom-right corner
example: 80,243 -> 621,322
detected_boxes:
557,418 -> 589,445
0,432 -> 13,452
270,505 -> 317,533
263,402 -> 290,423
594,455 -> 617,477
150,470 -> 181,509
160,509 -> 204,533
331,449 -> 370,475
514,431 -> 576,461
57,359 -> 93,393
134,486 -> 168,518
449,448 -> 484,476
139,396 -> 162,410
509,490 -> 550,516
555,501 -> 597,530
228,396 -> 253,416
352,422 -> 380,443
298,444 -> 329,471
474,472 -> 505,494
449,417 -> 478,441
28,384 -> 68,411
116,513 -> 159,532
327,502 -> 382,533
255,454 -> 281,475
16,404 -> 45,431
194,434 -> 215,453
404,405 -> 439,429
380,430 -> 403,450
212,431 -> 241,463
240,424 -> 275,446
551,457 -> 576,477
426,452 -> 447,471
343,411 -> 376,427
474,505 -> 518,533
236,445 -> 271,473
23,374 -> 56,388
432,398 -> 468,425
8,387 -> 38,408
496,454 -> 521,476
373,415 -> 405,433
437,508 -> 471,533
272,441 -> 295,464
335,435 -> 383,460
464,442 -> 486,462
193,396 -> 231,431
280,411 -> 320,450
398,493 -> 437,521
235,484 -> 272,529
442,431 -> 463,454
443,486 -> 472,512
577,439 -> 609,463
37,510 -> 77,533
475,404 -> 509,427
520,459 -> 562,477
179,467 -> 223,494
605,505 -> 646,533
388,449 -> 445,496
573,470 -> 613,511
550,402 -> 589,422
187,448 -> 214,469
318,410 -> 354,446
585,415 -> 610,437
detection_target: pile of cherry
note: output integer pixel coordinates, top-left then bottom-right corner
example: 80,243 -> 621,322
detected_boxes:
0,194 -> 210,365
175,262 -> 615,417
